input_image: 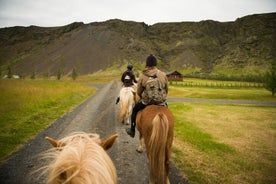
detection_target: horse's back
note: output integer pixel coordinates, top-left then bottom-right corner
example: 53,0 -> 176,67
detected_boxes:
137,105 -> 174,134
138,105 -> 173,122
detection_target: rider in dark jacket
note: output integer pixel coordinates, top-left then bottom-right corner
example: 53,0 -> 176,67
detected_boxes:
116,64 -> 137,104
121,64 -> 137,87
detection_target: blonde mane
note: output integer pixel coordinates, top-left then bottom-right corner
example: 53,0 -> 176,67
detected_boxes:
40,132 -> 117,184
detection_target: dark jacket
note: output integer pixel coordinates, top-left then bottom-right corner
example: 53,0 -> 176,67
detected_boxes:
121,70 -> 137,87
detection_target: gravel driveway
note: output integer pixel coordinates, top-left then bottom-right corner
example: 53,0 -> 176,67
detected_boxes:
0,80 -> 187,184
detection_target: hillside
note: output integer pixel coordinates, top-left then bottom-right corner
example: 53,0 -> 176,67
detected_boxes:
0,12 -> 275,79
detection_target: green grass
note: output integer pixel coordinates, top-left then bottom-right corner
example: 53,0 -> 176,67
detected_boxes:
168,85 -> 276,101
170,102 -> 276,184
169,79 -> 276,183
0,79 -> 96,161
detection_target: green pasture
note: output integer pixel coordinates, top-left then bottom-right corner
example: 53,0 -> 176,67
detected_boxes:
170,102 -> 276,184
168,80 -> 276,183
0,79 -> 96,161
168,85 -> 276,101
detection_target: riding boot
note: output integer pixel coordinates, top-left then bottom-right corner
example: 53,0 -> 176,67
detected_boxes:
126,101 -> 146,138
115,97 -> 120,104
126,122 -> 135,138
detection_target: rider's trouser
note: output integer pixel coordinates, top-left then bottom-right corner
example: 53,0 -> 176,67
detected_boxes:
131,101 -> 146,130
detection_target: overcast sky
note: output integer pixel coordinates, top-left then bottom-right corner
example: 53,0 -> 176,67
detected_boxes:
0,0 -> 275,28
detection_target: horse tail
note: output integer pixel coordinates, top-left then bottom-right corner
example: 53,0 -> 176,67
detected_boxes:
118,100 -> 127,123
149,113 -> 169,184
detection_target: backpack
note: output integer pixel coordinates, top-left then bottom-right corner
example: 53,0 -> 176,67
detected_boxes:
145,73 -> 166,105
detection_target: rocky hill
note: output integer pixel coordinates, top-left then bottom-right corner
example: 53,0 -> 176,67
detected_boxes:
0,12 -> 275,79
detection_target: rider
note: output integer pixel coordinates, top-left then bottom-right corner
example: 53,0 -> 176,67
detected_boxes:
126,54 -> 169,138
121,63 -> 137,87
116,64 -> 137,104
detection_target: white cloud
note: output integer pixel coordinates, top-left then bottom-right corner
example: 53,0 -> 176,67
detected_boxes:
0,0 -> 275,27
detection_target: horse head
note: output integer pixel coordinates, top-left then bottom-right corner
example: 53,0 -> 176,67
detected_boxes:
43,132 -> 118,184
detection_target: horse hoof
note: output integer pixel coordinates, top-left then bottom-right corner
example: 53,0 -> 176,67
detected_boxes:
136,149 -> 143,153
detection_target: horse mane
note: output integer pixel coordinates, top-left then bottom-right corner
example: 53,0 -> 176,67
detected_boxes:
149,113 -> 169,184
38,132 -> 117,184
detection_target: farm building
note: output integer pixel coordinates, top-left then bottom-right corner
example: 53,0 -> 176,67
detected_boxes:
166,71 -> 183,81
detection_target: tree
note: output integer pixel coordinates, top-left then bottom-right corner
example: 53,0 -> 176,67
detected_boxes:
71,67 -> 78,80
264,61 -> 276,96
57,68 -> 61,80
7,66 -> 12,78
30,69 -> 36,79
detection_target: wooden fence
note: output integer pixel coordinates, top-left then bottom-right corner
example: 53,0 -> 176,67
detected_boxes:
169,81 -> 264,88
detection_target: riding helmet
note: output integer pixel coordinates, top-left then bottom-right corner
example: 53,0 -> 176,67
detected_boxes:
127,64 -> 133,70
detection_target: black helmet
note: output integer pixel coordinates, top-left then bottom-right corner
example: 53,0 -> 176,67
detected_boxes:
127,64 -> 133,70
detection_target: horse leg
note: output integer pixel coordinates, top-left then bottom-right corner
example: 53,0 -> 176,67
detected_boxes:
136,133 -> 143,153
165,160 -> 170,184
126,111 -> 130,125
127,104 -> 133,125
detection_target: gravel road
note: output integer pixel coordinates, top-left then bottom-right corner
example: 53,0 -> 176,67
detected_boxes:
0,80 -> 187,184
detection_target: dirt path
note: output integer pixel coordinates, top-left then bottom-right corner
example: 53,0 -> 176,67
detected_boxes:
0,80 -> 187,184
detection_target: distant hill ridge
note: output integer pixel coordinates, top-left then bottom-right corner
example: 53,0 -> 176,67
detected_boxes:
0,12 -> 275,79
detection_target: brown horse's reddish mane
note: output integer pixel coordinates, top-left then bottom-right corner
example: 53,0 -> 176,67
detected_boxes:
136,105 -> 174,184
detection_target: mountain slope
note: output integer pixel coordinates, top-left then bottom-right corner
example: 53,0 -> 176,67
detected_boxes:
0,13 -> 275,78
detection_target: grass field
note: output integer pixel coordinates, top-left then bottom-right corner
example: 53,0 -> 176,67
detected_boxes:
0,79 -> 96,161
170,102 -> 276,184
168,85 -> 276,101
168,82 -> 276,183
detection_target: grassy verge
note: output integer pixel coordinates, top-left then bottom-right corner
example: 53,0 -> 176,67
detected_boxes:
170,102 -> 276,184
0,79 -> 96,161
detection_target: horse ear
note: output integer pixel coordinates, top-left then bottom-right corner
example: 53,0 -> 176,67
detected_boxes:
100,134 -> 118,150
45,136 -> 59,147
45,136 -> 66,148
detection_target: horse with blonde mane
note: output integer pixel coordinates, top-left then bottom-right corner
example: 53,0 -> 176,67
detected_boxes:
41,132 -> 118,184
118,84 -> 138,125
136,105 -> 174,184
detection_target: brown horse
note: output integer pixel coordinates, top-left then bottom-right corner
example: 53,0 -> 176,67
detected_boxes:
136,105 -> 174,184
41,132 -> 118,184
